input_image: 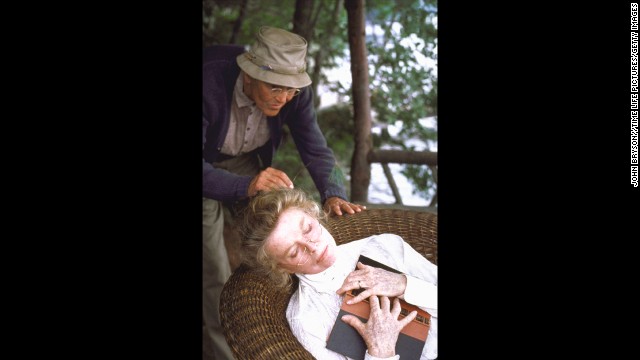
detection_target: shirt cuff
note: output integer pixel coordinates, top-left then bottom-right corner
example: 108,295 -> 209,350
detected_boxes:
364,350 -> 400,360
403,275 -> 438,310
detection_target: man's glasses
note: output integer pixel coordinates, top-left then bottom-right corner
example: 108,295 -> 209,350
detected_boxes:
296,222 -> 322,267
266,83 -> 301,98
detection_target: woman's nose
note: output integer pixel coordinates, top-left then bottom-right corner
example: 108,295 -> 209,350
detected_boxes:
307,241 -> 319,253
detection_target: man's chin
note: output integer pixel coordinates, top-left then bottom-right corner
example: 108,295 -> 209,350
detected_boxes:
263,109 -> 281,117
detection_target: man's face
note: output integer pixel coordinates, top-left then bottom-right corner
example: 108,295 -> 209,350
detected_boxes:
243,73 -> 300,117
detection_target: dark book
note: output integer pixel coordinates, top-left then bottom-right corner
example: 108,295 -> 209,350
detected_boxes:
326,255 -> 431,360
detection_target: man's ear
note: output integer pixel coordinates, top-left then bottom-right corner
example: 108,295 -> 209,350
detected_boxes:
242,72 -> 254,97
242,71 -> 252,85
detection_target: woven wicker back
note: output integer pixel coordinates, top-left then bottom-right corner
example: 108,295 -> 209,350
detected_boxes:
327,208 -> 437,265
220,208 -> 437,360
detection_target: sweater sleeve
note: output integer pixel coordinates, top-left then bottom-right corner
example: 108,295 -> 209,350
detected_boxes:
202,107 -> 251,201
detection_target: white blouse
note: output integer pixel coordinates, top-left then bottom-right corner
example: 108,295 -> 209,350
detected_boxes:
286,234 -> 438,360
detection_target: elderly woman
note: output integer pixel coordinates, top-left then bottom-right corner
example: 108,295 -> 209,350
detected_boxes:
238,188 -> 438,360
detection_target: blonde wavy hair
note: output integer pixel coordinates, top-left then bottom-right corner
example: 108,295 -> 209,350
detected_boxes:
237,188 -> 327,289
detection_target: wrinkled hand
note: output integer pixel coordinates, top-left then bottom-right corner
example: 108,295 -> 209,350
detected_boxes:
247,167 -> 293,197
341,295 -> 417,358
336,262 -> 407,305
323,196 -> 366,216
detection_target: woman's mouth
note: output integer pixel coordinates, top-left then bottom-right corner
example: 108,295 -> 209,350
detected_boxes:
316,245 -> 328,263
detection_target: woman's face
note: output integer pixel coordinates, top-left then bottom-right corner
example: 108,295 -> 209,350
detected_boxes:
264,207 -> 337,274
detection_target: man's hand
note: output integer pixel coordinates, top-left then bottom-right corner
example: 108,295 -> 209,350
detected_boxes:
336,262 -> 407,305
247,167 -> 294,197
341,295 -> 417,358
323,196 -> 367,216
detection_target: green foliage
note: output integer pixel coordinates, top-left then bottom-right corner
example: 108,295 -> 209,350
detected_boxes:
317,104 -> 354,170
203,0 -> 297,45
401,164 -> 436,200
272,104 -> 354,203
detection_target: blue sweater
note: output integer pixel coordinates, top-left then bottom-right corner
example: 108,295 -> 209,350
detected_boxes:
202,45 -> 347,204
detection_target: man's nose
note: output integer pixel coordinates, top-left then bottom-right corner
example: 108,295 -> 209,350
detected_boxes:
274,91 -> 288,101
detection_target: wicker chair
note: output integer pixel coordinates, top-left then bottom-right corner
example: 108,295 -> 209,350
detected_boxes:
220,208 -> 438,360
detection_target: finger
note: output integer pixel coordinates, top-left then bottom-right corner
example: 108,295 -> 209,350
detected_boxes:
341,314 -> 366,335
324,197 -> 346,216
345,202 -> 362,213
338,277 -> 365,294
390,297 -> 402,318
336,273 -> 360,294
258,174 -> 293,191
256,178 -> 287,193
335,281 -> 352,295
264,167 -> 294,188
347,289 -> 372,305
341,202 -> 355,214
331,204 -> 343,216
247,177 -> 259,197
368,294 -> 380,310
398,310 -> 418,328
379,295 -> 391,312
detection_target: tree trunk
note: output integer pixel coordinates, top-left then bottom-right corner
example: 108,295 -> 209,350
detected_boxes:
293,0 -> 314,42
345,0 -> 372,202
293,0 -> 316,106
228,0 -> 249,44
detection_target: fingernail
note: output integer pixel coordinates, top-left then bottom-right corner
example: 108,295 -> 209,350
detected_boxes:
346,300 -> 353,305
289,184 -> 294,188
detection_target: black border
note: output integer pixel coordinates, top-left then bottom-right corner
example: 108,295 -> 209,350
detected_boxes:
439,2 -> 637,357
33,4 -> 204,358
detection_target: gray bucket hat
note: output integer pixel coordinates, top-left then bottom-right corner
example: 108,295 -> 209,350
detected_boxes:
236,26 -> 312,89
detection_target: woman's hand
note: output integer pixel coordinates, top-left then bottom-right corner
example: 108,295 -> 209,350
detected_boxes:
341,295 -> 417,358
336,262 -> 407,305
